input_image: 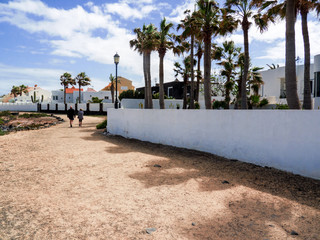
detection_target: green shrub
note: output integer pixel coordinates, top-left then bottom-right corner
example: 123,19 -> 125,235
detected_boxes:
0,118 -> 4,125
259,98 -> 269,107
89,97 -> 103,103
96,119 -> 107,129
119,90 -> 144,101
276,104 -> 289,109
0,111 -> 11,117
0,129 -> 7,136
194,101 -> 200,109
212,100 -> 226,109
19,113 -> 49,118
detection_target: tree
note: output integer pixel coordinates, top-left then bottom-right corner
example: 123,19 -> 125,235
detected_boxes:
18,85 -> 28,96
11,86 -> 20,98
193,0 -> 220,109
195,40 -> 203,101
155,18 -> 174,109
130,24 -> 158,109
248,66 -> 264,96
178,10 -> 202,109
261,0 -> 320,109
174,56 -> 195,109
109,74 -> 116,103
213,40 -> 241,109
225,0 -> 270,109
60,72 -> 75,104
75,72 -> 91,103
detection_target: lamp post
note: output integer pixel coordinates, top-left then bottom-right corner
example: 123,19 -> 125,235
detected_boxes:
114,53 -> 120,109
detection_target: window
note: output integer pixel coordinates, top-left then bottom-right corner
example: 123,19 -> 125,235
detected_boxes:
121,86 -> 128,90
53,96 -> 58,100
105,96 -> 109,99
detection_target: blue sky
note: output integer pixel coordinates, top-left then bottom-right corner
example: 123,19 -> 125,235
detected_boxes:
0,0 -> 320,96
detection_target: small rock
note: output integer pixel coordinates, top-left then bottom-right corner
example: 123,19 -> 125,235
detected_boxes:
192,222 -> 196,226
290,230 -> 299,235
146,228 -> 156,234
222,180 -> 229,184
154,164 -> 161,168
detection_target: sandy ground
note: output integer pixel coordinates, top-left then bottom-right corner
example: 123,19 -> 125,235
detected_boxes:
0,114 -> 319,240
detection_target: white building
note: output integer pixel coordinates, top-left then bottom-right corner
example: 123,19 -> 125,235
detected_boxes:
259,54 -> 320,108
14,85 -> 52,103
51,87 -> 113,103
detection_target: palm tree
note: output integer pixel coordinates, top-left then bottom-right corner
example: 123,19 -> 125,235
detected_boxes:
225,0 -> 270,109
155,18 -> 174,109
130,24 -> 157,109
213,40 -> 241,109
11,86 -> 20,98
193,0 -> 220,109
261,0 -> 320,109
178,10 -> 202,109
248,66 -> 264,96
195,40 -> 203,102
109,74 -> 116,103
18,85 -> 28,96
174,56 -> 193,109
75,72 -> 91,104
60,72 -> 75,104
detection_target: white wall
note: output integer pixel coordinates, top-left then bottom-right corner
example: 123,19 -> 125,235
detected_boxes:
108,109 -> 320,180
0,103 -> 38,111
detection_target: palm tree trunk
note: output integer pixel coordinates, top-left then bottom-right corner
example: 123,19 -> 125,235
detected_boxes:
196,55 -> 201,102
183,75 -> 188,109
203,33 -> 212,109
64,85 -> 66,104
285,0 -> 300,109
242,19 -> 249,109
225,76 -> 231,109
159,52 -> 165,109
79,81 -> 81,103
146,51 -> 153,109
143,52 -> 149,109
301,10 -> 312,109
190,34 -> 195,109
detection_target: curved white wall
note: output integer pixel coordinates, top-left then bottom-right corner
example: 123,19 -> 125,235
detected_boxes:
108,109 -> 320,180
314,54 -> 320,72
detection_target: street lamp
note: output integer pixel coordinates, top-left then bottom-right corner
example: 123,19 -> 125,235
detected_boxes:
114,53 -> 120,109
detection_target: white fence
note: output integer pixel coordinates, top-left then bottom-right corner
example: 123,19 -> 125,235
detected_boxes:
0,103 -> 38,112
108,109 -> 320,180
0,103 -> 114,112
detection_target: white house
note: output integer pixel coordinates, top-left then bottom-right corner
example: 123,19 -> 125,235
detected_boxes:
14,85 -> 52,103
51,87 -> 113,103
259,54 -> 320,108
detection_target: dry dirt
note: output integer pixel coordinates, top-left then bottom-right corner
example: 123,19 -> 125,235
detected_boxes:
0,114 -> 319,240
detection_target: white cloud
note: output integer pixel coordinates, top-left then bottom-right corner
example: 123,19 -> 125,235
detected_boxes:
167,0 -> 195,24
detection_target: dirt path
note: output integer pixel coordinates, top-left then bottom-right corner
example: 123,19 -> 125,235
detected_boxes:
0,114 -> 319,240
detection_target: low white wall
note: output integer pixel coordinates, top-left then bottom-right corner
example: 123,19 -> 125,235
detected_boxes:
0,103 -> 37,112
108,109 -> 320,179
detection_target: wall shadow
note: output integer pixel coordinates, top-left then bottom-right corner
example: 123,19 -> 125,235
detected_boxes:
83,131 -> 320,210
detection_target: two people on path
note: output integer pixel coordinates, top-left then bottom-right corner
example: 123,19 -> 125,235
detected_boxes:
67,106 -> 84,127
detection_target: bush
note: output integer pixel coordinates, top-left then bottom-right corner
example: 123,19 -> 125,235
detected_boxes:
0,118 -> 4,125
19,113 -> 49,118
194,101 -> 200,109
259,98 -> 269,107
276,104 -> 289,109
0,111 -> 11,117
212,100 -> 226,109
119,90 -> 144,101
89,97 -> 103,103
0,129 -> 7,136
96,119 -> 107,129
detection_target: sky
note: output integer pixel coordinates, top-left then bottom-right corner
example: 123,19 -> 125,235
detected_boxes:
0,0 -> 320,96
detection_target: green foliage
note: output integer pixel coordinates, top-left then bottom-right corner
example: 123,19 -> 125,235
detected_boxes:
89,97 -> 103,103
259,98 -> 269,107
119,90 -> 144,101
0,111 -> 12,117
250,95 -> 260,107
19,113 -> 49,118
0,129 -> 7,136
194,101 -> 200,109
276,104 -> 289,109
0,118 -> 4,125
96,119 -> 107,129
212,100 -> 226,109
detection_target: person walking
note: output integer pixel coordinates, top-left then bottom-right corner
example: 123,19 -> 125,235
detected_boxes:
78,108 -> 84,127
67,106 -> 75,127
